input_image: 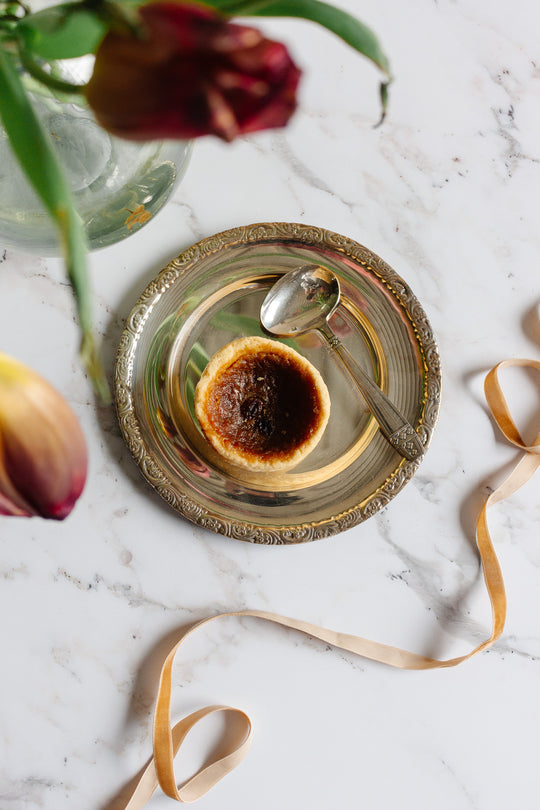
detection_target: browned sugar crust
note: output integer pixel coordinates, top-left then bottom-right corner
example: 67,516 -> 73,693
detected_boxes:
194,337 -> 330,471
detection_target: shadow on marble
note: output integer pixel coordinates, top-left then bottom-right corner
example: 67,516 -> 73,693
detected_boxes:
453,336 -> 540,657
463,362 -> 540,449
100,761 -> 151,810
90,243 -> 220,529
100,620 -> 249,810
521,300 -> 540,348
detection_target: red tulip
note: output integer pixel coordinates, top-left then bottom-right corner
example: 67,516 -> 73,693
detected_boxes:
85,2 -> 301,142
0,352 -> 87,519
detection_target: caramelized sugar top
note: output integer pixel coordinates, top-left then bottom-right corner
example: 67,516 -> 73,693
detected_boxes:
205,351 -> 323,459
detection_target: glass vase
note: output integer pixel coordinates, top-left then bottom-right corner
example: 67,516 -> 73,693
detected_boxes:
0,59 -> 192,255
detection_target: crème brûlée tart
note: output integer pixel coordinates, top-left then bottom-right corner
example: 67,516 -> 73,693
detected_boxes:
194,336 -> 330,471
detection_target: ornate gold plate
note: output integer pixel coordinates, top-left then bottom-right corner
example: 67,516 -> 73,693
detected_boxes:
115,223 -> 441,544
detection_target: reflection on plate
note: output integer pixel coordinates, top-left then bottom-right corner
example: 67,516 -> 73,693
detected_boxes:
115,222 -> 441,544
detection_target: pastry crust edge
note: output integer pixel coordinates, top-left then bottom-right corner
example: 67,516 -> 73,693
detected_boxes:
194,336 -> 330,471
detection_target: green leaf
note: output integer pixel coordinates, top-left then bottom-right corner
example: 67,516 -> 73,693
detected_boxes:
0,45 -> 109,400
16,4 -> 106,60
205,0 -> 279,11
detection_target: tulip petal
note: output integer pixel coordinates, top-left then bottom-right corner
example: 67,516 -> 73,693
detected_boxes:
205,84 -> 239,141
0,353 -> 87,520
0,446 -> 34,516
85,2 -> 301,142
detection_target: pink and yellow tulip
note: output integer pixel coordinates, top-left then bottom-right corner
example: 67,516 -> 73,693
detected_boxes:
0,352 -> 87,519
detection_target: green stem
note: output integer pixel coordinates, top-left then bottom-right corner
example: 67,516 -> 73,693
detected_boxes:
1,0 -> 30,15
0,44 -> 109,401
16,42 -> 84,94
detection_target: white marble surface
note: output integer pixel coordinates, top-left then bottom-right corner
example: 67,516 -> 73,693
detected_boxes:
2,0 -> 540,807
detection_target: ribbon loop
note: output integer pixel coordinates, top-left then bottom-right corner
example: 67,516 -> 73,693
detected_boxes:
124,704 -> 253,807
485,359 -> 540,452
167,706 -> 252,803
122,358 -> 540,807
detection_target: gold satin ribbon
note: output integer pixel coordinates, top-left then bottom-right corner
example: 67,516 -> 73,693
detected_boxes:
122,359 -> 540,807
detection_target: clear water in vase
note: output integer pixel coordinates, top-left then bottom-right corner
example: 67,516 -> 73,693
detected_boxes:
0,62 -> 192,255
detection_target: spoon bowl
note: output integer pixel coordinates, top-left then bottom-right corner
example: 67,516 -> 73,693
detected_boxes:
261,265 -> 339,337
261,265 -> 424,462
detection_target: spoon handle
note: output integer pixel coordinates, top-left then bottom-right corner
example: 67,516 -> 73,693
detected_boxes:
318,326 -> 424,461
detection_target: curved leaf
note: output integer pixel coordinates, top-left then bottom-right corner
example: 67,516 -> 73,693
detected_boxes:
0,45 -> 109,400
206,0 -> 391,77
205,0 -> 391,119
16,4 -> 106,60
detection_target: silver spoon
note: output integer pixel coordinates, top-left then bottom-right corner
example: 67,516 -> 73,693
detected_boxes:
260,265 -> 424,461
